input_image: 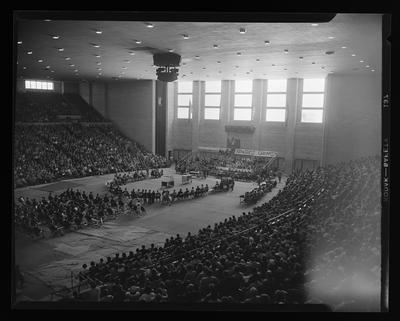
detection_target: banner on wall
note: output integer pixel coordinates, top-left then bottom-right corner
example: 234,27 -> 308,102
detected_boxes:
235,149 -> 278,158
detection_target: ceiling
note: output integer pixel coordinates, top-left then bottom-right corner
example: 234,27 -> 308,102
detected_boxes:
15,13 -> 382,82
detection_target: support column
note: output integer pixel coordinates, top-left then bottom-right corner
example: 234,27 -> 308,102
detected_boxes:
284,78 -> 299,174
191,80 -> 201,154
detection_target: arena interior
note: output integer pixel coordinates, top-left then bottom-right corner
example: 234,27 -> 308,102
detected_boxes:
12,12 -> 384,312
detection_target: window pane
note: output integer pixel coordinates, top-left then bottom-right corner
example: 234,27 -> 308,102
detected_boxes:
31,81 -> 37,89
37,82 -> 43,89
301,109 -> 323,123
178,94 -> 192,106
266,109 -> 286,122
178,81 -> 193,93
205,81 -> 221,93
235,80 -> 253,92
204,108 -> 220,120
234,108 -> 252,121
177,107 -> 189,119
267,79 -> 287,92
205,94 -> 221,107
42,82 -> 48,90
234,94 -> 252,107
302,94 -> 324,108
25,80 -> 31,89
267,94 -> 286,107
303,78 -> 325,92
48,82 -> 54,90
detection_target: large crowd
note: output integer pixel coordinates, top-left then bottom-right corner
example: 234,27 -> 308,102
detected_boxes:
67,155 -> 379,309
14,123 -> 169,187
14,189 -> 124,238
175,150 -> 273,182
15,92 -> 105,122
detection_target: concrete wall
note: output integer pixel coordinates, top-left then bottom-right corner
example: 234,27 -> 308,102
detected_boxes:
91,82 -> 107,118
79,81 -> 90,104
323,74 -> 381,165
106,80 -> 156,153
167,75 -> 381,173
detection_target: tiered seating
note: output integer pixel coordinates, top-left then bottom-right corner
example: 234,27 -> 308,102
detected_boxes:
14,123 -> 169,187
71,156 -> 379,306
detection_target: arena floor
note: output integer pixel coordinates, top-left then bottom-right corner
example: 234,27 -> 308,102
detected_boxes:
13,167 -> 287,301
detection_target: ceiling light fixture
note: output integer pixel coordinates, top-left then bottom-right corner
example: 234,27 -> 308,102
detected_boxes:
27,51 -> 33,55
124,60 -> 131,63
328,36 -> 335,39
135,40 -> 142,44
146,23 -> 154,28
92,44 -> 100,48
58,48 -> 64,51
65,57 -> 71,60
264,40 -> 270,45
213,44 -> 219,49
284,49 -> 289,53
195,55 -> 200,59
311,23 -> 319,26
52,35 -> 60,39
69,64 -> 75,67
299,57 -> 303,59
239,28 -> 246,34
182,34 -> 189,39
359,60 -> 364,63
44,19 -> 51,22
371,69 -> 375,72
168,49 -> 174,52
129,52 -> 135,56
17,41 -> 22,45
38,59 -> 43,63
351,54 -> 356,56
341,46 -> 347,49
366,65 -> 370,68
95,30 -> 102,34
237,52 -> 242,55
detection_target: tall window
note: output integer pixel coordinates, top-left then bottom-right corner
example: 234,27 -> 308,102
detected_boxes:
234,80 -> 253,121
266,79 -> 287,122
25,80 -> 54,91
301,78 -> 325,123
204,81 -> 221,120
177,81 -> 193,119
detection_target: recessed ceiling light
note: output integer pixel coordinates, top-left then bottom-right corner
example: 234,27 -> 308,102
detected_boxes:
38,59 -> 43,63
92,44 -> 100,48
129,52 -> 135,56
195,55 -> 200,59
52,35 -> 60,39
365,65 -> 370,68
44,19 -> 51,22
237,52 -> 241,55
371,69 -> 375,72
146,23 -> 154,28
96,62 -> 101,65
168,49 -> 174,52
23,66 -> 27,69
299,57 -> 303,59
284,49 -> 289,53
256,59 -> 260,62
46,66 -> 50,69
97,68 -> 102,70
98,72 -> 102,75
239,28 -> 246,34
351,54 -> 356,57
328,36 -> 335,39
95,30 -> 102,34
121,72 -> 125,75
69,64 -> 75,67
65,57 -> 71,60
74,69 -> 78,72
27,51 -> 33,55
341,46 -> 347,49
95,55 -> 101,58
264,40 -> 270,45
213,44 -> 219,49
58,48 -> 64,52
17,41 -> 22,45
182,34 -> 189,39
311,23 -> 319,26
124,60 -> 131,63
217,61 -> 221,64
122,66 -> 127,69
135,40 -> 142,44
359,60 -> 364,63
51,70 -> 54,73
